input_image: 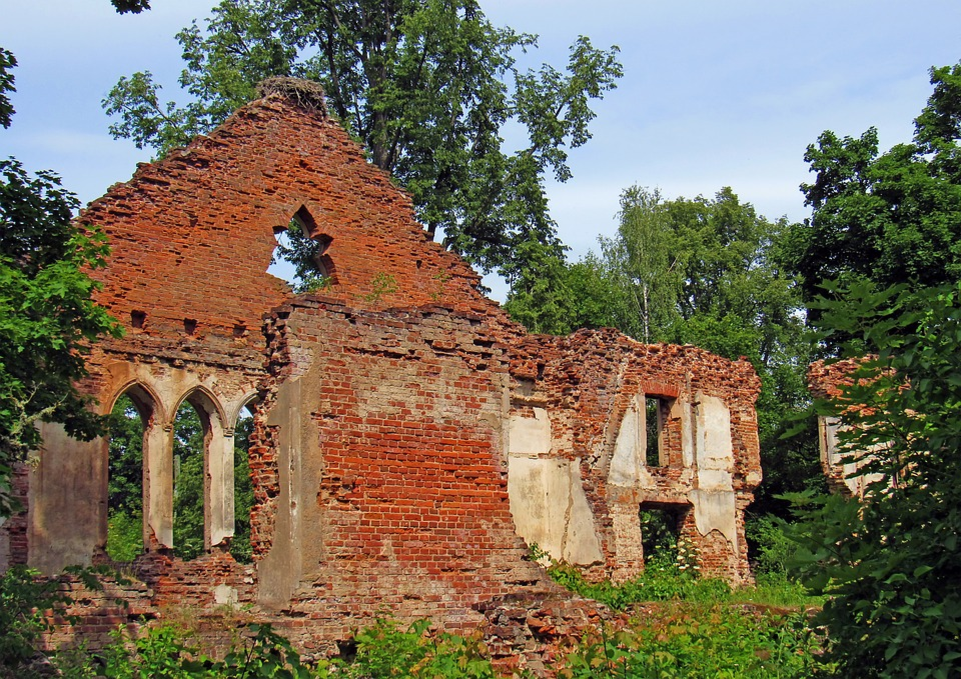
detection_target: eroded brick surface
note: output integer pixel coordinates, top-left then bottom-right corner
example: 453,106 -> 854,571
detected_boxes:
7,84 -> 764,671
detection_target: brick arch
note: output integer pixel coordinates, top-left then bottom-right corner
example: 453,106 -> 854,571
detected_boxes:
104,380 -> 165,424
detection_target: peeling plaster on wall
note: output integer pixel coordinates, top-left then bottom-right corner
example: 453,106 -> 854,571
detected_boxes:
257,377 -> 303,608
508,410 -> 604,566
690,393 -> 737,551
689,490 -> 738,550
507,331 -> 761,585
694,393 -> 734,490
509,408 -> 552,456
508,457 -> 603,566
608,393 -> 654,490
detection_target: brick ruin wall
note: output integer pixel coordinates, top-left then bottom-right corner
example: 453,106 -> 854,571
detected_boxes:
507,330 -> 761,584
247,298 -> 551,648
808,357 -> 886,498
0,85 -> 764,670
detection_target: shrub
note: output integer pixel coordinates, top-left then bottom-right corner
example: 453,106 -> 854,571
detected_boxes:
321,618 -> 496,679
537,542 -> 731,611
0,566 -> 70,673
559,603 -> 830,678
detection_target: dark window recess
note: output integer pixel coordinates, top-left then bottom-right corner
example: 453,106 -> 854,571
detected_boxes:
131,310 -> 146,329
638,503 -> 688,563
233,324 -> 246,338
646,396 -> 669,467
183,318 -> 197,335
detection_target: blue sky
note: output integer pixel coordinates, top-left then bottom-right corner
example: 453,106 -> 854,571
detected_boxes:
2,1 -> 960,296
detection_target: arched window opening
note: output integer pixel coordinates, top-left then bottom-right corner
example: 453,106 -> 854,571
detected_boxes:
106,393 -> 146,561
267,206 -> 335,292
231,404 -> 256,563
173,400 -> 207,560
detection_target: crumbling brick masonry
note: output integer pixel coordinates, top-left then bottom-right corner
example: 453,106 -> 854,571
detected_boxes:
0,79 -> 763,663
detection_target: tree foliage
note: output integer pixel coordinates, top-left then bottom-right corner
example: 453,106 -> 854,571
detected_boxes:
0,47 -> 15,130
111,0 -> 151,12
0,160 -> 123,516
102,0 -> 622,275
784,63 -> 961,339
788,281 -> 961,677
172,403 -> 206,561
106,395 -> 145,561
506,186 -> 820,514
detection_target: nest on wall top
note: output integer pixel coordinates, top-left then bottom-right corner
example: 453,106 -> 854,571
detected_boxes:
256,77 -> 328,117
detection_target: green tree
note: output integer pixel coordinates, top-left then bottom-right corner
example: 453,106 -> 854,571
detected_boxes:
503,250 -> 621,335
0,48 -> 15,129
111,0 -> 151,12
102,0 -> 622,276
788,280 -> 961,677
0,160 -> 123,516
599,186 -> 682,342
0,8 -> 150,519
509,186 -> 820,516
172,403 -> 205,561
106,394 -> 145,561
784,62 -> 961,342
591,187 -> 807,367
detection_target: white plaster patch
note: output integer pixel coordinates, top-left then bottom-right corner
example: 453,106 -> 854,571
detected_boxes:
608,394 -> 654,488
694,393 -> 734,491
213,584 -> 238,606
698,469 -> 732,490
508,457 -> 603,565
508,408 -> 552,455
689,488 -> 738,552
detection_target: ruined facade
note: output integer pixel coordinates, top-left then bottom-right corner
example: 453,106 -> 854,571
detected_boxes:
0,81 -> 762,655
808,358 -> 885,498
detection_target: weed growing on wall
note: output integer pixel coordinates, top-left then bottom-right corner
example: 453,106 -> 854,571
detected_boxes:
362,273 -> 399,304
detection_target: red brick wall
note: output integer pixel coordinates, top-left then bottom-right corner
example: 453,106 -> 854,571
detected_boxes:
252,298 -> 549,644
82,92 -> 492,361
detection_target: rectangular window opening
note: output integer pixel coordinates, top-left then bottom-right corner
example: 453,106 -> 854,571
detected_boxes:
645,396 -> 671,467
638,503 -> 690,566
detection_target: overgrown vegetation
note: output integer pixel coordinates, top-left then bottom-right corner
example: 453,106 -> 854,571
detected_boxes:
0,566 -> 73,674
8,0 -> 961,672
560,604 -> 828,679
784,282 -> 961,677
34,616 -> 496,679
